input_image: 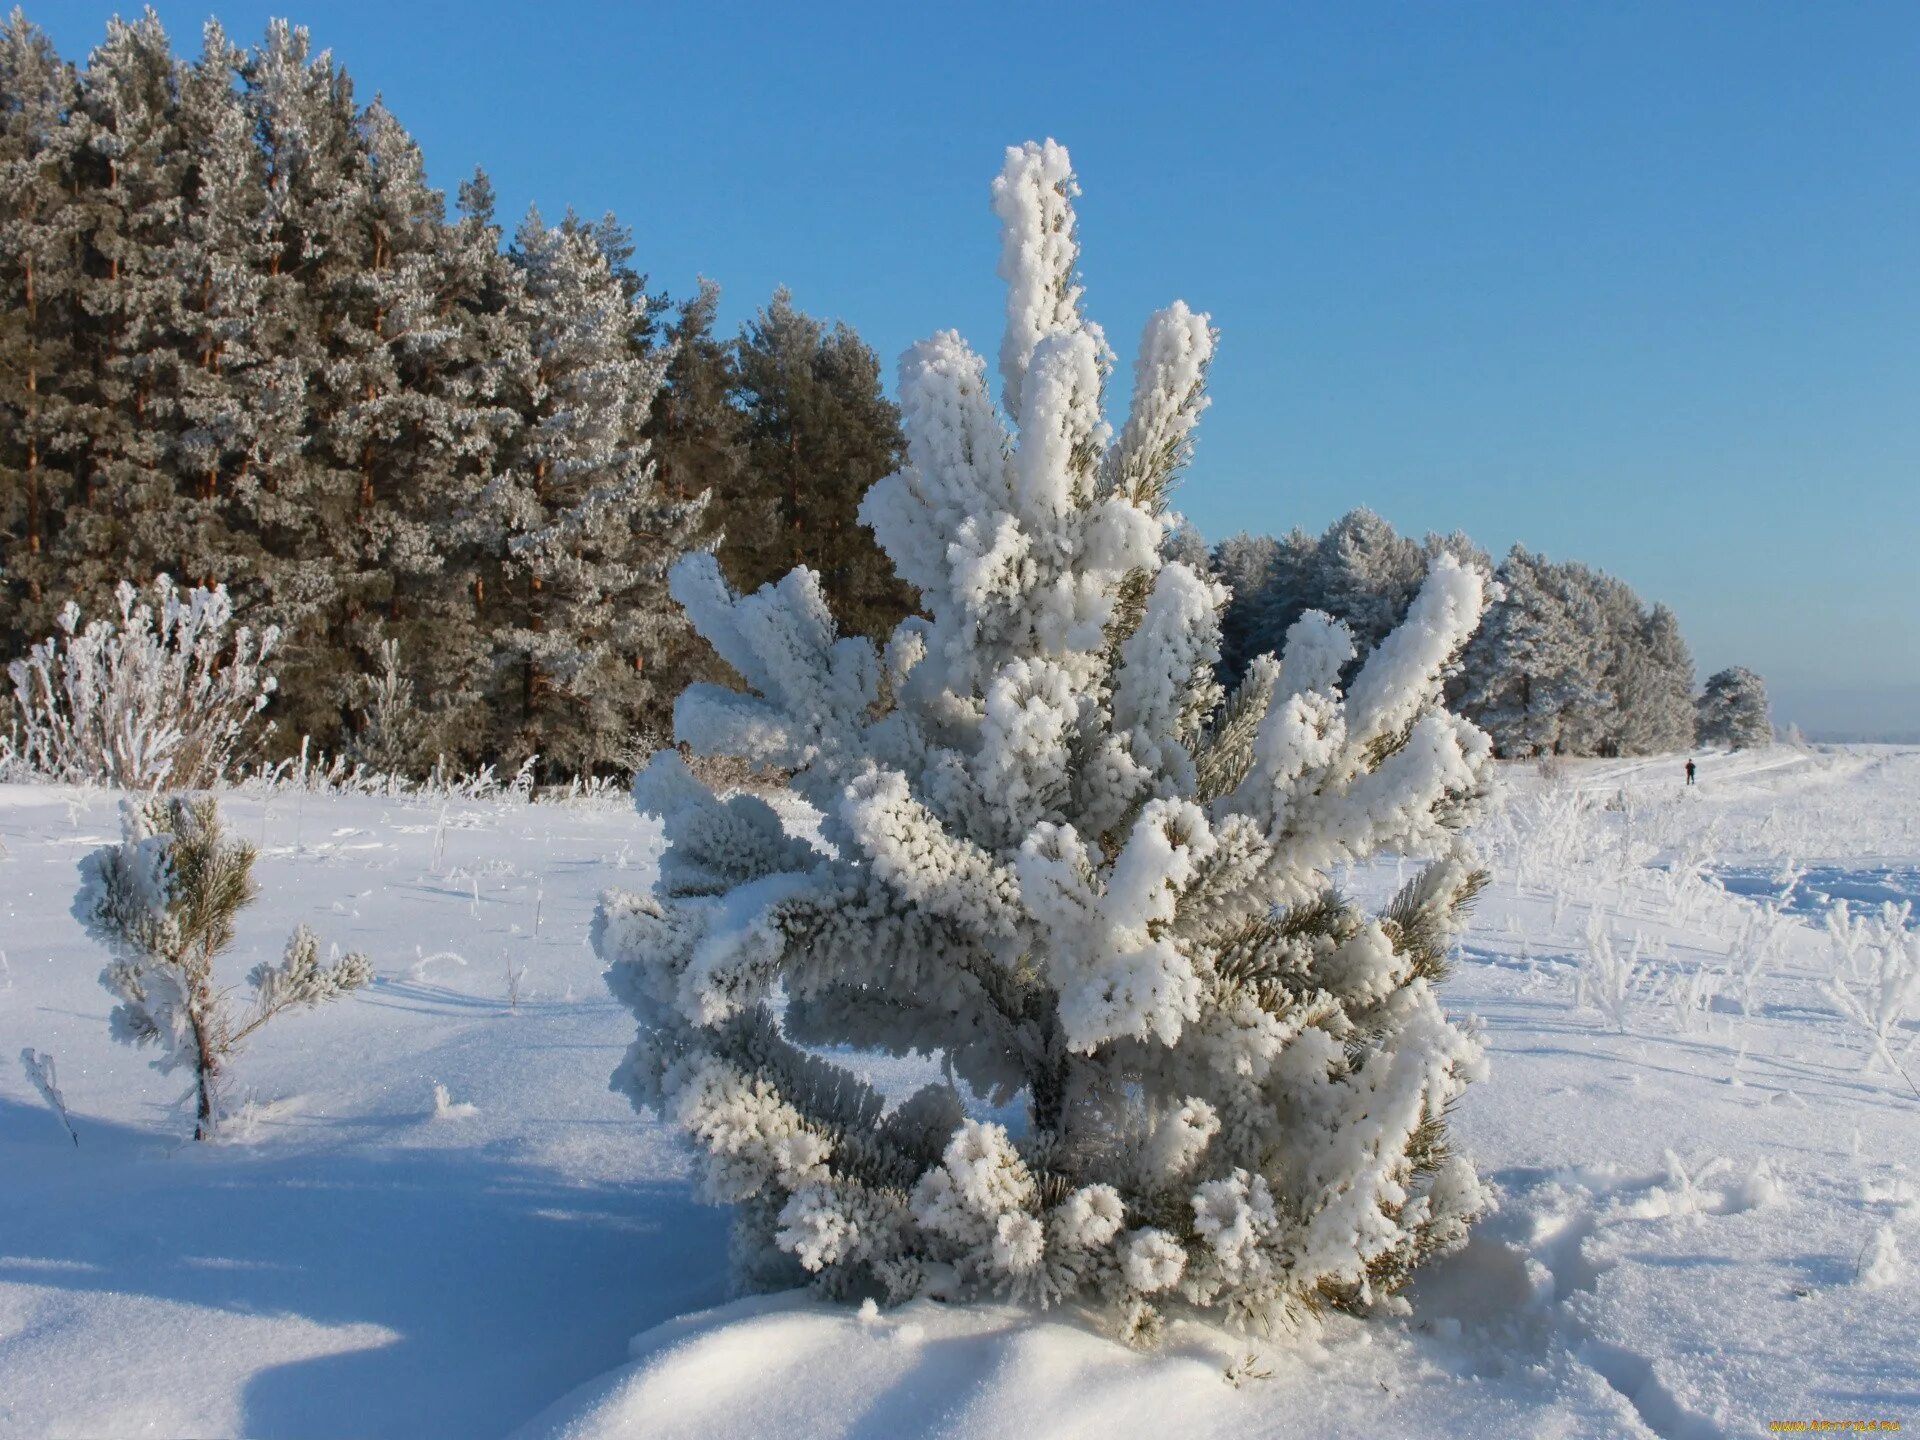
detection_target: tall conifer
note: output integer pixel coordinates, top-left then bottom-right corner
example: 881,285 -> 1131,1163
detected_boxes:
728,288 -> 914,640
0,12 -> 82,648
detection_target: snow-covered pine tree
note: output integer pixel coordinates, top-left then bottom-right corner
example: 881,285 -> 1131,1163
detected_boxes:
1636,605 -> 1697,747
1161,518 -> 1211,575
1541,562 -> 1622,758
726,288 -> 915,641
599,139 -> 1495,1343
61,14 -> 275,617
1213,527 -> 1319,688
346,636 -> 422,775
342,103 -> 515,772
381,166 -> 526,770
167,21 -> 290,602
234,19 -> 379,747
0,12 -> 84,648
1456,545 -> 1604,757
1595,591 -> 1695,757
226,31 -> 514,766
1422,530 -> 1493,592
1696,666 -> 1771,750
1216,515 -> 1479,698
481,209 -> 709,774
1312,507 -> 1428,653
1212,531 -> 1280,683
58,13 -> 195,607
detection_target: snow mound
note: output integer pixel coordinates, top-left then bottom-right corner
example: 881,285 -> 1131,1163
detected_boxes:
513,1293 -> 1640,1440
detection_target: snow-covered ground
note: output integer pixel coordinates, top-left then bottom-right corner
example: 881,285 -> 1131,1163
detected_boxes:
3,748 -> 1917,1439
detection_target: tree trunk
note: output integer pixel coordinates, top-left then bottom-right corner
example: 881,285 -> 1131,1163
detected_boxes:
23,254 -> 41,600
188,1009 -> 220,1141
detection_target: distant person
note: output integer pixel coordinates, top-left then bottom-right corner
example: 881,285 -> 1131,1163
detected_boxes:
1685,758 -> 1696,786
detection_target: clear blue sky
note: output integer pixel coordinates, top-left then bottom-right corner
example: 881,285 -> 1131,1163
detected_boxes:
40,2 -> 1920,737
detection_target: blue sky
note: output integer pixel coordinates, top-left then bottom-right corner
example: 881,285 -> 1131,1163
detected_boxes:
40,2 -> 1920,736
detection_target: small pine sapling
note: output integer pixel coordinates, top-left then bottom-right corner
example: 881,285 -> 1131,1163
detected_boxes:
74,795 -> 372,1139
349,638 -> 426,779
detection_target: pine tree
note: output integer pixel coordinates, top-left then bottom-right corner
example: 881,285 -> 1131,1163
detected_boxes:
1456,546 -> 1604,757
649,278 -> 745,509
642,277 -> 747,704
309,97 -> 470,752
1696,666 -> 1771,750
231,28 -> 508,764
1545,562 -> 1622,758
75,793 -> 369,1139
167,21 -> 285,601
387,165 -> 523,769
344,102 -> 514,771
1215,512 -> 1463,695
1635,604 -> 1697,749
56,13 -> 190,608
1311,507 -> 1426,653
728,288 -> 914,640
479,208 -> 706,775
233,19 -> 374,747
599,139 -> 1493,1342
1161,519 -> 1210,574
1213,528 -> 1317,687
5,16 -> 728,773
0,11 -> 83,649
1212,531 -> 1280,684
1592,582 -> 1695,756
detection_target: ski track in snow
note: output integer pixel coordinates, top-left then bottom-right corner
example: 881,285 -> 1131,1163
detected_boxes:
3,748 -> 1919,1439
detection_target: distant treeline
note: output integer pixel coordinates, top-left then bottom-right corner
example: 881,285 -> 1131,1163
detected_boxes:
0,12 -> 905,777
1202,509 -> 1770,756
1,13 -> 1766,777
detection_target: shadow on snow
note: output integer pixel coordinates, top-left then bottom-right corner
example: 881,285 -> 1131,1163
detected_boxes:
0,1097 -> 729,1440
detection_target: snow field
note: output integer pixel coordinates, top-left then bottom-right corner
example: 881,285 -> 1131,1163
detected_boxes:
1,746 -> 1916,1438
0,782 -> 730,1439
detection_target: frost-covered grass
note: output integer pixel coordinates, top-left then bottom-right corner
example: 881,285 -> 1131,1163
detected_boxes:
3,747 -> 1919,1438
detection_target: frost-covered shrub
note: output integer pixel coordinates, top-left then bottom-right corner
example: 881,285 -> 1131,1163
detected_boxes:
74,795 -> 370,1139
1728,904 -> 1795,1017
7,577 -> 278,789
0,726 -> 28,784
1575,920 -> 1644,1032
1824,901 -> 1920,1078
597,140 -> 1495,1342
1662,963 -> 1722,1037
